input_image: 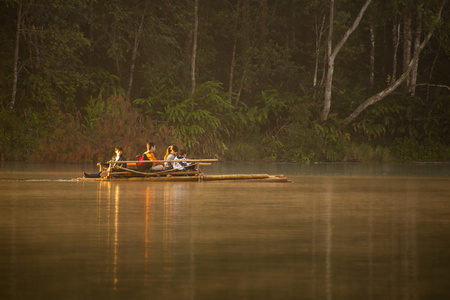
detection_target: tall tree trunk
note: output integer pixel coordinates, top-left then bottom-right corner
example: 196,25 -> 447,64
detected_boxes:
111,23 -> 122,81
10,0 -> 23,111
34,26 -> 42,68
126,2 -> 147,101
369,20 -> 375,88
228,0 -> 241,104
236,67 -> 247,107
338,4 -> 444,130
291,1 -> 296,51
190,0 -> 199,97
229,38 -> 237,102
321,0 -> 334,121
28,25 -> 41,70
391,20 -> 400,83
258,0 -> 269,84
425,40 -> 442,101
409,11 -> 422,96
320,0 -> 372,122
313,13 -> 326,92
235,0 -> 250,107
402,11 -> 412,90
320,48 -> 327,88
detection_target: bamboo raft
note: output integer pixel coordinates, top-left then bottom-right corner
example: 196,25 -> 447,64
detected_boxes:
74,159 -> 289,183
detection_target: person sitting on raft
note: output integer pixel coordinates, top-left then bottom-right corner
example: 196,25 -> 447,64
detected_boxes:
174,149 -> 197,171
164,145 -> 178,170
137,142 -> 164,171
84,146 -> 127,178
173,149 -> 190,170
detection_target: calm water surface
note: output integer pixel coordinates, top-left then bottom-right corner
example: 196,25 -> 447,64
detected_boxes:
1,163 -> 449,299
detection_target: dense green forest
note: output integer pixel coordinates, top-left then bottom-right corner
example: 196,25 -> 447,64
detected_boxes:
0,0 -> 449,163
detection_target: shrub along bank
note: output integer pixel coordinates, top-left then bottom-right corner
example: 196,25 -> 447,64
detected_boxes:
1,92 -> 449,164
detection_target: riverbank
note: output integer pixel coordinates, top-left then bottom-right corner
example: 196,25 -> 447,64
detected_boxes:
1,97 -> 448,164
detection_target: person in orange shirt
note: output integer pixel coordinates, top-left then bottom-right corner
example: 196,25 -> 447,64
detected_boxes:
138,142 -> 164,171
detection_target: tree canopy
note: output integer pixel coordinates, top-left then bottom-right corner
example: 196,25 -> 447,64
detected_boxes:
0,0 -> 449,162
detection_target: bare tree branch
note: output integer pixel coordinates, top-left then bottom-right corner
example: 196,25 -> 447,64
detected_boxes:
320,0 -> 372,121
338,3 -> 445,131
415,83 -> 450,92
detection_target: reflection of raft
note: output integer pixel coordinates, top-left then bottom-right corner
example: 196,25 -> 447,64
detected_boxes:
74,159 -> 289,183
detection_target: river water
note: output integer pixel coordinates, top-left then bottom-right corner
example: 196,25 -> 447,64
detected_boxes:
1,162 -> 449,299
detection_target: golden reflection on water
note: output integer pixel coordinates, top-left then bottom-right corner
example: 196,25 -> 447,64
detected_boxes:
96,182 -> 116,289
113,184 -> 119,290
2,175 -> 445,299
163,184 -> 173,281
144,186 -> 154,281
94,182 -> 186,295
305,176 -> 439,300
92,177 -> 440,299
325,183 -> 332,300
90,178 -> 430,299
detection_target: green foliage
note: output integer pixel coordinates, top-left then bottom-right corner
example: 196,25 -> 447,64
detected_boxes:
404,92 -> 450,143
353,89 -> 450,145
33,96 -> 158,163
251,91 -> 346,163
391,137 -> 450,162
253,89 -> 291,124
0,108 -> 51,161
223,137 -> 261,162
11,18 -> 91,111
343,143 -> 393,163
312,120 -> 350,162
90,69 -> 124,99
0,0 -> 448,162
82,96 -> 106,129
0,110 -> 12,157
135,81 -> 234,156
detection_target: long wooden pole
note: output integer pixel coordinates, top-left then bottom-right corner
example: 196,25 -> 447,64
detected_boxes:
113,166 -> 193,177
107,159 -> 218,163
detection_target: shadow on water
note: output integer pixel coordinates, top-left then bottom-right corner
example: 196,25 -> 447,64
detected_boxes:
0,162 -> 449,299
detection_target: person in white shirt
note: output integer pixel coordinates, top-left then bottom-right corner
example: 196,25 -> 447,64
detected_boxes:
164,145 -> 178,169
174,149 -> 190,170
